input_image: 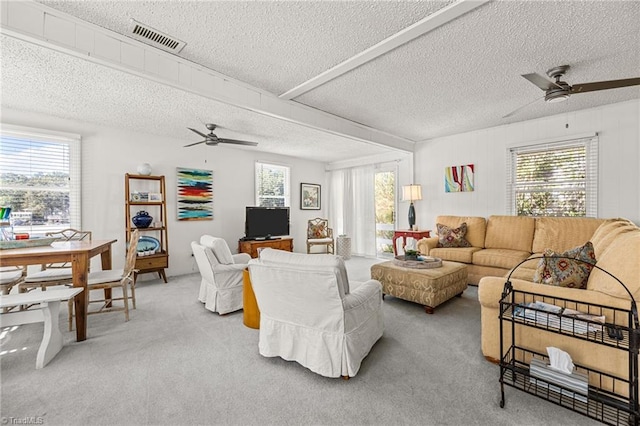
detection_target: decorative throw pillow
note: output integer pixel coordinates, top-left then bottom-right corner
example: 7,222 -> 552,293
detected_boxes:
533,241 -> 596,289
436,222 -> 472,248
309,223 -> 326,239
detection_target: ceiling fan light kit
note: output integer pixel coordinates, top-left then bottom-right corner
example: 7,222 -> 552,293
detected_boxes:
545,89 -> 570,103
543,65 -> 571,103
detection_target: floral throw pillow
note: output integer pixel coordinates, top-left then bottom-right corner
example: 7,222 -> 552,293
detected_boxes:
308,223 -> 326,239
533,241 -> 596,289
436,222 -> 472,248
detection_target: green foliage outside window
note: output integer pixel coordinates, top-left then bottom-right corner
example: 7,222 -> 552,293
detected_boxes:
1,135 -> 76,232
256,162 -> 289,207
375,171 -> 395,224
1,173 -> 70,225
514,145 -> 587,217
375,170 -> 395,254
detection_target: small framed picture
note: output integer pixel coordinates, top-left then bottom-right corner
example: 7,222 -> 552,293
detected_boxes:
130,191 -> 149,202
300,183 -> 321,210
149,193 -> 162,202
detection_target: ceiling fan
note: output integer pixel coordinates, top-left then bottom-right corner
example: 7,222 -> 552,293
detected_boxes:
503,65 -> 640,118
185,123 -> 258,147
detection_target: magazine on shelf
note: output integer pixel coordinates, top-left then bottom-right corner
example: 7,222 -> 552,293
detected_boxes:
561,308 -> 605,324
513,301 -> 604,334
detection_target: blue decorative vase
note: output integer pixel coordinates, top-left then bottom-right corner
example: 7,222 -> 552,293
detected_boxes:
132,211 -> 153,228
408,202 -> 416,229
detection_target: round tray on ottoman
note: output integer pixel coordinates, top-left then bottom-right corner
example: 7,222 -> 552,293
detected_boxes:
393,255 -> 442,269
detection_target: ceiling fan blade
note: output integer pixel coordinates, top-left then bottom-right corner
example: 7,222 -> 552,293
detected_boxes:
184,140 -> 206,147
187,127 -> 209,138
219,138 -> 258,147
521,73 -> 560,91
502,96 -> 544,119
571,77 -> 640,94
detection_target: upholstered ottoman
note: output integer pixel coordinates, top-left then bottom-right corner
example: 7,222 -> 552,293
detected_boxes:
370,261 -> 468,314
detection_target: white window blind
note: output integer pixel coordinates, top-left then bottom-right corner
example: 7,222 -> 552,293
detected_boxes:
507,134 -> 598,217
0,125 -> 81,237
255,161 -> 290,207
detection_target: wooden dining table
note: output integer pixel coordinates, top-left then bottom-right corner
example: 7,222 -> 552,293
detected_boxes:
0,239 -> 117,342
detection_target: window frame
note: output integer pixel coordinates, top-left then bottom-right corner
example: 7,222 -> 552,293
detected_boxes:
254,161 -> 291,207
506,133 -> 598,218
0,124 -> 82,236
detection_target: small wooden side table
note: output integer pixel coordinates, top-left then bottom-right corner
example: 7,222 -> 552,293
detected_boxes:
392,230 -> 431,255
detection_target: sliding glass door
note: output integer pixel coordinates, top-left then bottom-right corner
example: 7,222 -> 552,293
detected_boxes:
374,166 -> 397,258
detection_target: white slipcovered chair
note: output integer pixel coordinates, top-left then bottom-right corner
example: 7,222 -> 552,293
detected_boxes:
247,248 -> 384,379
192,235 -> 250,315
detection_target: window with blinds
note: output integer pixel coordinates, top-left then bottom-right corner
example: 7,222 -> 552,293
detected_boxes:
255,162 -> 290,207
507,135 -> 598,217
0,126 -> 81,237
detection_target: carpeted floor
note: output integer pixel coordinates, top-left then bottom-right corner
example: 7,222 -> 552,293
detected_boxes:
0,256 -> 600,425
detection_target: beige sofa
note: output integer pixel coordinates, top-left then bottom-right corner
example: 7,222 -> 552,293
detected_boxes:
477,218 -> 640,396
417,215 -> 606,285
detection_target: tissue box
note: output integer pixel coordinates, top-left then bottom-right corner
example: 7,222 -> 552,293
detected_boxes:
529,357 -> 588,401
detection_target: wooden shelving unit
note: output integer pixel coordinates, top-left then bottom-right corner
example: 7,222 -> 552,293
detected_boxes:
125,174 -> 168,283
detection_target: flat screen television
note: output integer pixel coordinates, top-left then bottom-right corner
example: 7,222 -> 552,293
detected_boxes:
244,206 -> 290,240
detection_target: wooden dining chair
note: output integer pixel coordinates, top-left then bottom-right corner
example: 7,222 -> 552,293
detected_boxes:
68,230 -> 139,330
0,266 -> 26,312
19,229 -> 92,293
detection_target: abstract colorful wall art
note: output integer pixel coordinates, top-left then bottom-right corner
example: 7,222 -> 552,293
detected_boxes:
176,168 -> 213,220
445,164 -> 474,192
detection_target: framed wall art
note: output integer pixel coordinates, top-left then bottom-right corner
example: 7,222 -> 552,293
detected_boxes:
300,183 -> 321,210
148,192 -> 162,202
445,164 -> 474,192
176,167 -> 213,220
130,191 -> 149,202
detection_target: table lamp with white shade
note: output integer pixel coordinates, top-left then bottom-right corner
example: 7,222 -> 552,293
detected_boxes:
402,184 -> 422,229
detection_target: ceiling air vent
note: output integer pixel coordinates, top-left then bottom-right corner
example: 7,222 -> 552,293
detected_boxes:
129,19 -> 186,53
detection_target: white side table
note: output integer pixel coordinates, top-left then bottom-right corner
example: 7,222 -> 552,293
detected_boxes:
336,235 -> 351,260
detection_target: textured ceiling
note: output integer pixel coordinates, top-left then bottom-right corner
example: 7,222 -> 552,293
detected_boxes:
2,1 -> 640,163
297,0 -> 640,140
37,0 -> 455,95
0,35 -> 393,163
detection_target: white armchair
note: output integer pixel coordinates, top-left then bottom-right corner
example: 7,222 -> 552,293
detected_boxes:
192,235 -> 250,315
247,248 -> 384,378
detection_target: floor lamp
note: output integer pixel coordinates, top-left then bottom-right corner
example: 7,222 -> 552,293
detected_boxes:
402,184 -> 422,230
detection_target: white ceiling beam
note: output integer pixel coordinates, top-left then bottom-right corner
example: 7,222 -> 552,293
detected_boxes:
279,0 -> 491,100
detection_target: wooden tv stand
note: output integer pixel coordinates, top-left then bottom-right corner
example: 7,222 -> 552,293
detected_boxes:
238,237 -> 294,258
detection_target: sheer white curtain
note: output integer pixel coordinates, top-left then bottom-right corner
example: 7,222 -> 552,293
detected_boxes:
328,165 -> 377,257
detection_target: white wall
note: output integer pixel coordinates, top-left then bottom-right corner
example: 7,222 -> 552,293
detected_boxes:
2,109 -> 328,278
414,99 -> 640,229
